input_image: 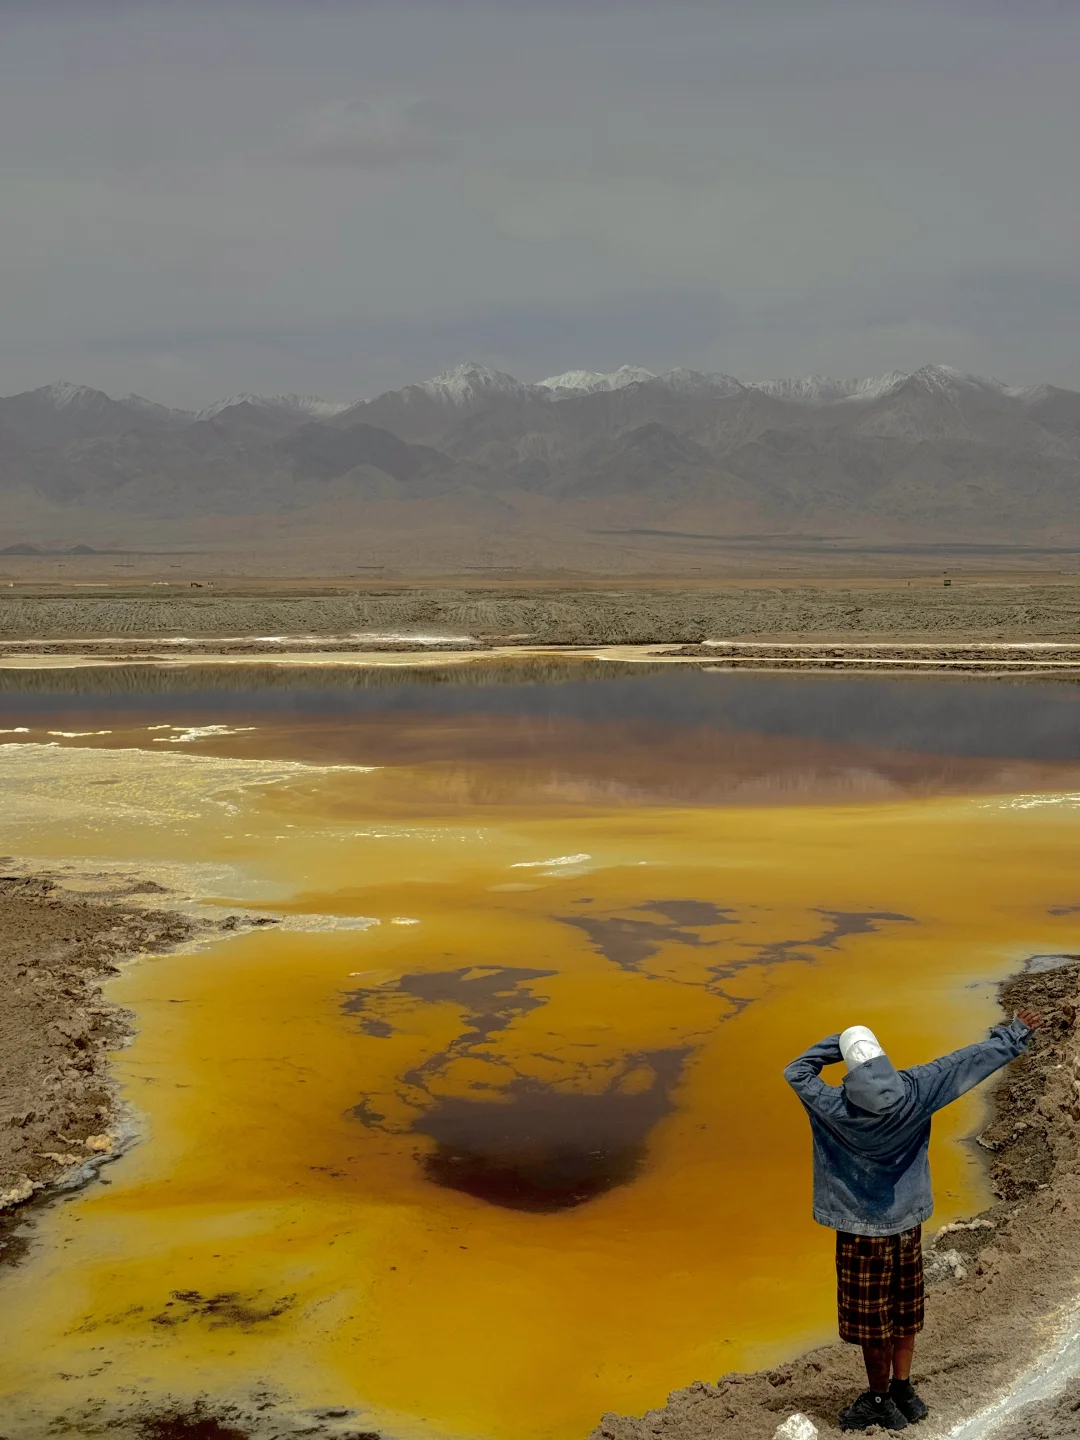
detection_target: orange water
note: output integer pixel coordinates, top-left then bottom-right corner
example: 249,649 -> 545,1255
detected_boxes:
0,718 -> 1077,1439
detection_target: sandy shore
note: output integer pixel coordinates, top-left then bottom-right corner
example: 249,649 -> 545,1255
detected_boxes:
589,963 -> 1080,1440
0,642 -> 667,670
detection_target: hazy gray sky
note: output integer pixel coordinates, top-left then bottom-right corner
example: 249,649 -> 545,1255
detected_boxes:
1,0 -> 1078,405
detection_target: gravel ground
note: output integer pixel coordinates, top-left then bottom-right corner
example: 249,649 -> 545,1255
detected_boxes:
0,876 -> 197,1233
2,584 -> 1080,645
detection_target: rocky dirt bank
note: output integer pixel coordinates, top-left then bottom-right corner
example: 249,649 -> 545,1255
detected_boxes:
0,876 -> 197,1236
588,962 -> 1080,1440
0,874 -> 271,1259
0,873 -> 386,1439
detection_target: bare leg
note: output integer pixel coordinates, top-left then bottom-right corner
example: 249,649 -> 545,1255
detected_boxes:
892,1335 -> 915,1382
860,1342 -> 893,1393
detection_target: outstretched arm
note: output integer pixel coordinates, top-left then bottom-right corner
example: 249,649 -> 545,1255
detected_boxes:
783,1034 -> 846,1117
908,1008 -> 1040,1115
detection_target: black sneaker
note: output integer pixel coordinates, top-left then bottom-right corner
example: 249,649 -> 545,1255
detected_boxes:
839,1390 -> 909,1432
889,1379 -> 929,1424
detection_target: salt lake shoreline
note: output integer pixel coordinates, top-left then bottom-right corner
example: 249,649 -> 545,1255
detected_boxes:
0,874 -> 280,1232
4,638 -> 1080,677
2,579 -> 1080,677
4,578 -> 1080,677
2,872 -> 1080,1439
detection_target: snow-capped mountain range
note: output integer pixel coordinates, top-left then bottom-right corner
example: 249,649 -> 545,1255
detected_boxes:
195,393 -> 352,422
364,360 -> 1045,411
6,360 -> 1059,425
3,358 -> 1079,553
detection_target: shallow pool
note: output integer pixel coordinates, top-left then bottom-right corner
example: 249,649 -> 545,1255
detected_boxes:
1,664 -> 1079,1440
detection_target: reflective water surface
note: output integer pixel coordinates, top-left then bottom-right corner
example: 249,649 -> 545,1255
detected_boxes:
1,664 -> 1079,1440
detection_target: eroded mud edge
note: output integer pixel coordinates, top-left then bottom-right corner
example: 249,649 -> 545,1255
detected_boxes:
0,874 -> 287,1238
0,873 -> 401,1439
588,961 -> 1080,1440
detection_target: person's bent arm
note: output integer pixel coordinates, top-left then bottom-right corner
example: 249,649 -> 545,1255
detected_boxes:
908,1009 -> 1040,1115
783,1034 -> 846,1117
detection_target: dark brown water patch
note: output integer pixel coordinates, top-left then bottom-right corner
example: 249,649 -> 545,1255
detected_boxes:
148,1289 -> 295,1329
635,899 -> 737,927
343,965 -> 556,1051
347,1097 -> 388,1127
718,909 -> 915,976
354,1015 -> 393,1039
414,1048 -> 690,1212
557,914 -> 718,971
345,967 -> 562,1134
1049,903 -> 1080,915
817,909 -> 916,942
704,910 -> 914,994
707,988 -> 756,1019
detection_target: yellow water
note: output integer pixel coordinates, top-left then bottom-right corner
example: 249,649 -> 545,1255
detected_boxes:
1,723 -> 1078,1439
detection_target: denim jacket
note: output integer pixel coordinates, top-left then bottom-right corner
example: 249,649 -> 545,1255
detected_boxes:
783,1019 -> 1032,1236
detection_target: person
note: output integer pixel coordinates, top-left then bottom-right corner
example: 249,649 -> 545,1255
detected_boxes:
783,1008 -> 1042,1432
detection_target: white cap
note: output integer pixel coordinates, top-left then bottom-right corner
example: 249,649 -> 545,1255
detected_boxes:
840,1025 -> 885,1070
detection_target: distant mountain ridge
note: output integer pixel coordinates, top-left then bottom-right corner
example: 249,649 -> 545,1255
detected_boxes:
2,361 -> 1078,555
4,360 -> 1057,430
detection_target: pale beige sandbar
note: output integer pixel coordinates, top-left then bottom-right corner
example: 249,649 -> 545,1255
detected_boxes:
5,640 -> 1080,674
0,644 -> 681,670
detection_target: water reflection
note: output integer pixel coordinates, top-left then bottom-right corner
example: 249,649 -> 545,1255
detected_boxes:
3,665 -> 1080,807
2,661 -> 1080,758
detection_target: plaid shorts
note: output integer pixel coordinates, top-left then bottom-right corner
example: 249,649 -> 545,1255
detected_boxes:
835,1226 -> 925,1345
